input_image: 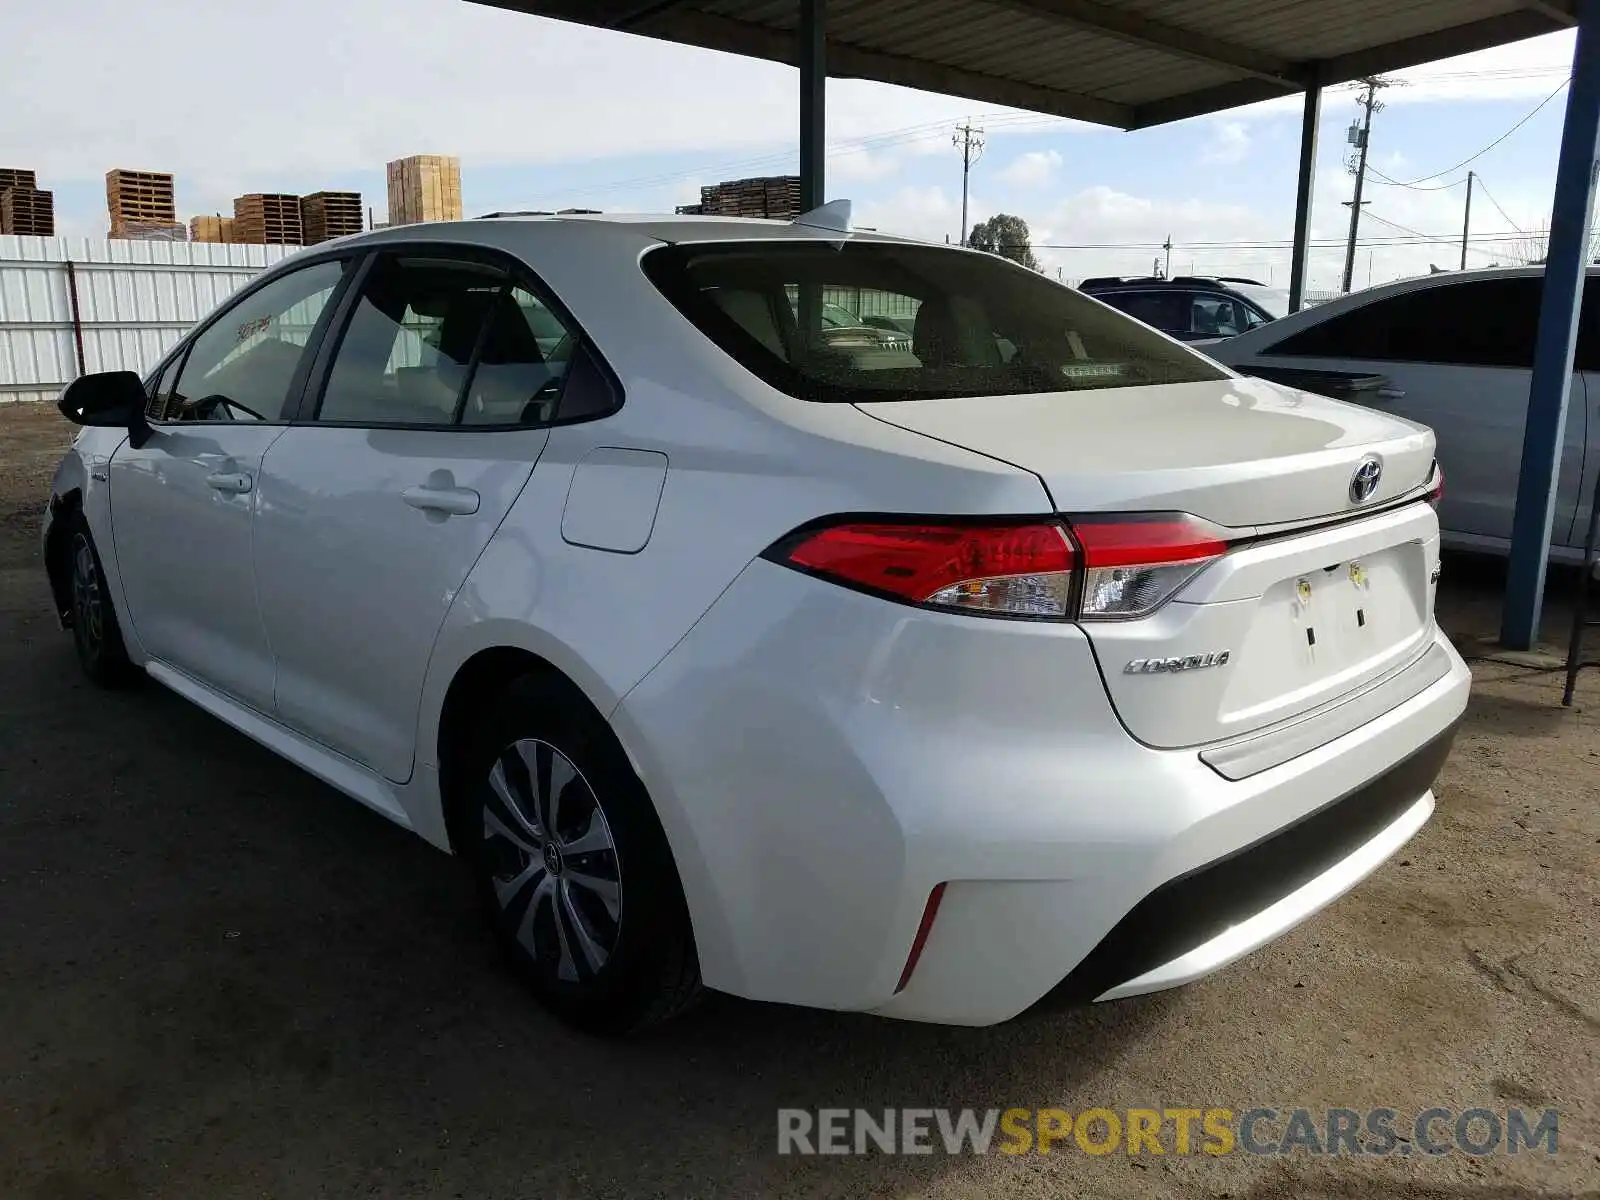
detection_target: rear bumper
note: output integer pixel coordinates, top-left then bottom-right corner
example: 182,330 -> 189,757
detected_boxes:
615,559 -> 1470,1026
1062,721 -> 1455,1003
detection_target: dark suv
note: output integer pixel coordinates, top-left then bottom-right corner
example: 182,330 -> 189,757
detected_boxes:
1078,275 -> 1287,341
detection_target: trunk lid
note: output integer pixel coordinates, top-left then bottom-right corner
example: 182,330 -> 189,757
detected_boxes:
860,377 -> 1442,748
858,376 -> 1435,528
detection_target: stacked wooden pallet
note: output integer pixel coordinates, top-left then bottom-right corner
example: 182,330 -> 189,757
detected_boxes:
696,176 -> 801,220
386,155 -> 462,225
1,170 -> 53,236
233,193 -> 303,245
106,169 -> 176,238
299,191 -> 363,244
189,214 -> 237,243
1,187 -> 55,236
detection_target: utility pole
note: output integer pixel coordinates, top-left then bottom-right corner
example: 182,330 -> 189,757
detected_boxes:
1162,234 -> 1173,278
1460,170 -> 1475,270
1342,77 -> 1389,293
953,120 -> 984,245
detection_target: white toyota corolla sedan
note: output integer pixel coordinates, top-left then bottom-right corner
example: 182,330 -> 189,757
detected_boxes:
43,208 -> 1469,1033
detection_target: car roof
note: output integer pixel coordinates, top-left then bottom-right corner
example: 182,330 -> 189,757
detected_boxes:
1079,276 -> 1268,290
1274,264 -> 1582,322
329,212 -> 929,249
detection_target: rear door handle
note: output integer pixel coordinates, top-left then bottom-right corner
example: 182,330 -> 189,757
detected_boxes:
1374,385 -> 1406,402
205,471 -> 253,494
401,485 -> 480,516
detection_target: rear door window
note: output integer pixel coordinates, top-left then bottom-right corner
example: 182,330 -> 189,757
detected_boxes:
643,242 -> 1224,402
1101,290 -> 1187,333
312,256 -> 587,428
1268,277 -> 1542,367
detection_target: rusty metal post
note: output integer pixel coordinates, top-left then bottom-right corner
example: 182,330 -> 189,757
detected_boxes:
63,259 -> 87,378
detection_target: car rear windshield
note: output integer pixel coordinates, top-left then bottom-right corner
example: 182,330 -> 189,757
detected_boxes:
641,240 -> 1226,403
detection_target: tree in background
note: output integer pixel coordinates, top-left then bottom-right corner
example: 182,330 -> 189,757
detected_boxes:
966,214 -> 1039,271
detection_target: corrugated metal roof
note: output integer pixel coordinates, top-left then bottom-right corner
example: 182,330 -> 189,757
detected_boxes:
472,0 -> 1574,128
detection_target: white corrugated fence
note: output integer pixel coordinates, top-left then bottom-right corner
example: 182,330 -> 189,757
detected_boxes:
0,235 -> 298,405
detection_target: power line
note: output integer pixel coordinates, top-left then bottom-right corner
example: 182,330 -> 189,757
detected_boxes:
1373,78 -> 1571,186
1474,176 -> 1528,233
1366,165 -> 1467,192
512,109 -> 1072,204
1023,231 -> 1532,251
1363,210 -> 1512,263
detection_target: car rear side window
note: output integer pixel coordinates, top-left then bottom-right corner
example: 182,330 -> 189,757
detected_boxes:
316,256 -> 507,426
1101,291 -> 1187,332
643,242 -> 1224,402
313,256 -> 592,428
1268,277 -> 1544,367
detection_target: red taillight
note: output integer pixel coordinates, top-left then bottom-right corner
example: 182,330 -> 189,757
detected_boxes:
773,513 -> 1230,621
1067,514 -> 1229,619
1426,464 -> 1444,508
782,521 -> 1078,618
895,882 -> 947,993
1069,517 -> 1229,568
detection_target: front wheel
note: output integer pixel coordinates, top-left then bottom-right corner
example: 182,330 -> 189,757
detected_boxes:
63,514 -> 138,688
463,675 -> 701,1034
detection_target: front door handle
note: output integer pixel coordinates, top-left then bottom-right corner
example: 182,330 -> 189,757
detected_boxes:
1374,385 -> 1406,402
401,485 -> 480,516
205,471 -> 253,494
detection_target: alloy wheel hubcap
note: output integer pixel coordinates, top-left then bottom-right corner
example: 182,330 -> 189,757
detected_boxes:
71,535 -> 104,647
482,738 -> 622,983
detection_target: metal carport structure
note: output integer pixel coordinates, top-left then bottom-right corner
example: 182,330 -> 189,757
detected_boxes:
478,0 -> 1593,647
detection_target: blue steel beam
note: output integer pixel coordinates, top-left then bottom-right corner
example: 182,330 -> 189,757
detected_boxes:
1502,0 -> 1600,648
1288,81 -> 1321,314
799,0 -> 826,212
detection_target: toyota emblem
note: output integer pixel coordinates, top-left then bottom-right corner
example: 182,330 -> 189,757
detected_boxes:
1350,456 -> 1383,504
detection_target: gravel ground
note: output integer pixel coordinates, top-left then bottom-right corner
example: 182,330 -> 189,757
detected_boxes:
1,401 -> 1597,1199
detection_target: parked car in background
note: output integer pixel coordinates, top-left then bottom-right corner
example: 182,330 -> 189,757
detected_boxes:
815,299 -> 913,350
44,213 -> 1466,1035
1080,275 -> 1287,341
1208,266 -> 1600,564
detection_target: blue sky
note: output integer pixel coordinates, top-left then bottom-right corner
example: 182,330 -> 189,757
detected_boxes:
4,0 -> 1582,292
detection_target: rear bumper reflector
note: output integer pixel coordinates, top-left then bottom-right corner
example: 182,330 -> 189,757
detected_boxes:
895,882 -> 947,993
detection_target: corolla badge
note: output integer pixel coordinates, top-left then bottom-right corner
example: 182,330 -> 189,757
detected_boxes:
1124,651 -> 1231,674
1350,456 -> 1383,503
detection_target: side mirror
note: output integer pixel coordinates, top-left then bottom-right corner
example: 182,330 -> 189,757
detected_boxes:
57,371 -> 147,428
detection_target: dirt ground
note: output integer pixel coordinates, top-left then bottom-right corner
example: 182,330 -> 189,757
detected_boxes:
1,401 -> 1597,1200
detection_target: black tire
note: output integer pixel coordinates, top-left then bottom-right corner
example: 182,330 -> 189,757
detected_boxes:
462,673 -> 701,1034
62,513 -> 139,688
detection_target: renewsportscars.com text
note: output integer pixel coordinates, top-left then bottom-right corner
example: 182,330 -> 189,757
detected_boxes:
776,1106 -> 1559,1157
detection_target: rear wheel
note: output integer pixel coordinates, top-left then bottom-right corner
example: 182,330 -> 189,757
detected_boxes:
63,514 -> 138,688
463,675 -> 700,1034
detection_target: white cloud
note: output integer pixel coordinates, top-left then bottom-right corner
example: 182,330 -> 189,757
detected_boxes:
1205,30 -> 1576,125
829,147 -> 901,183
998,150 -> 1063,187
1,0 -> 1577,287
1,0 -> 1039,191
853,185 -> 961,241
1201,122 -> 1251,165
